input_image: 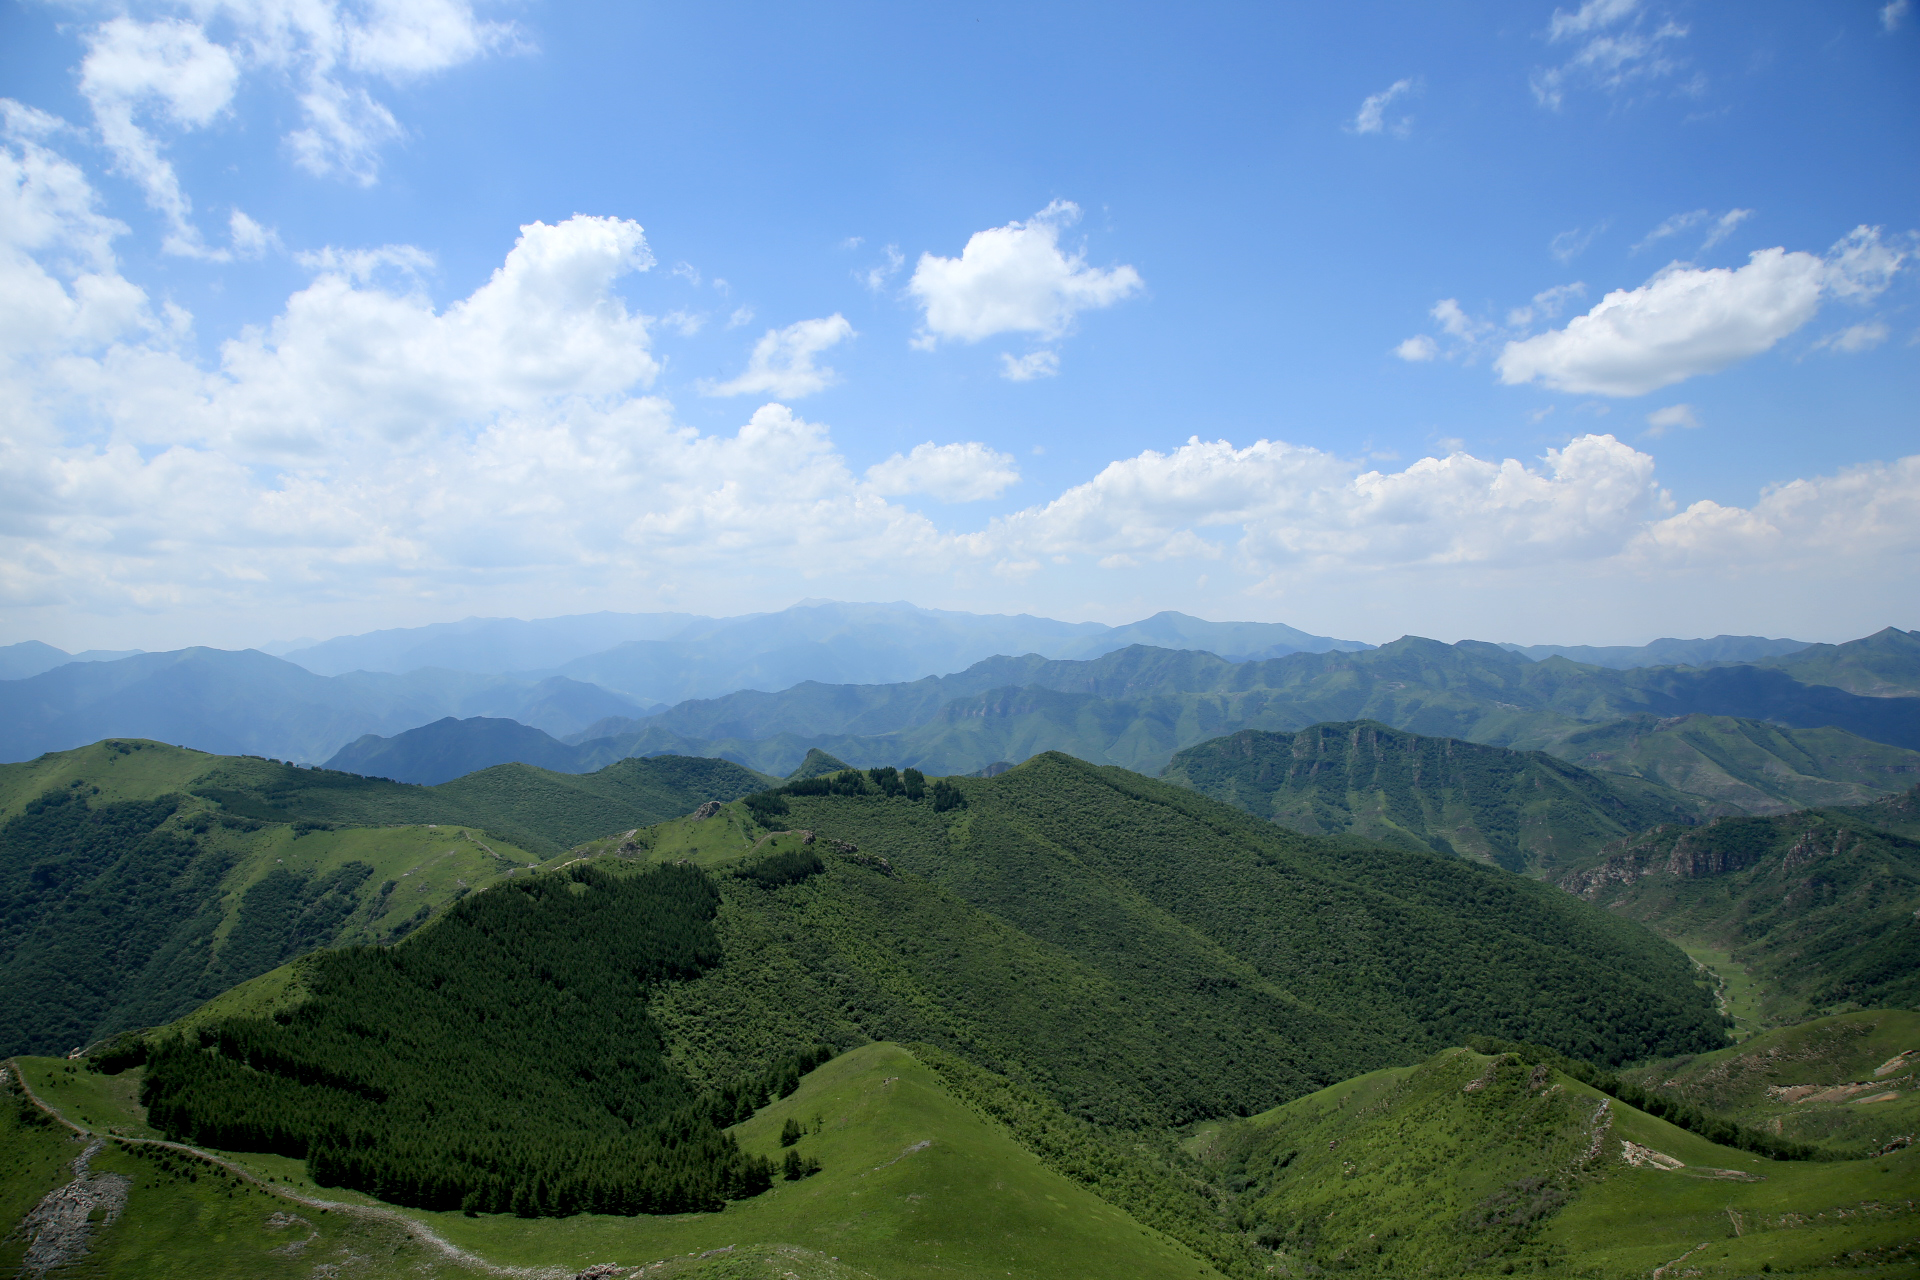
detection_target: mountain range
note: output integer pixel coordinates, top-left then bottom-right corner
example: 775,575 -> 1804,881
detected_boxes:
327,632 -> 1920,819
6,736 -> 1911,1279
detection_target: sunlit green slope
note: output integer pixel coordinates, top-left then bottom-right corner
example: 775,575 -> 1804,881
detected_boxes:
1190,1045 -> 1918,1278
5,1045 -> 1220,1280
1620,1010 -> 1920,1158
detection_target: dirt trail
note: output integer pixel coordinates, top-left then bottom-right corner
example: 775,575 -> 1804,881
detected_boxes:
5,1058 -> 575,1279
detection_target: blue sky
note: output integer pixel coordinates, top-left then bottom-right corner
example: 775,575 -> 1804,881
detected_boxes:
1,0 -> 1915,652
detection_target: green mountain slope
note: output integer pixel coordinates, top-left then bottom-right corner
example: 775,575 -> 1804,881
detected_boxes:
0,740 -> 773,1057
7,1044 -> 1222,1280
1554,787 -> 1920,1026
1159,720 -> 1695,874
1551,713 -> 1920,814
786,747 -> 852,779
1748,625 -> 1920,697
1189,1044 -> 1918,1278
641,755 -> 1722,1121
1620,1010 -> 1920,1158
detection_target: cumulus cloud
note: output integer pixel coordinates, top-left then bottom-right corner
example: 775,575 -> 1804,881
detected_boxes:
1351,78 -> 1418,137
701,314 -> 854,398
1495,228 -> 1908,396
866,442 -> 1020,503
1532,0 -> 1689,110
999,350 -> 1059,381
984,433 -> 1669,573
1633,456 -> 1920,569
908,201 -> 1142,346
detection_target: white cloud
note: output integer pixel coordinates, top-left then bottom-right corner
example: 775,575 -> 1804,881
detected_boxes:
999,350 -> 1059,381
1884,1 -> 1911,32
1532,1 -> 1688,110
1701,208 -> 1753,250
1431,298 -> 1491,342
1823,224 -> 1908,298
69,1 -> 515,224
227,209 -> 278,259
908,201 -> 1142,345
985,433 -> 1668,572
293,242 -> 435,283
79,17 -> 239,256
726,306 -> 755,329
1813,321 -> 1890,354
702,314 -> 854,398
1633,456 -> 1920,568
860,244 -> 904,292
1642,404 -> 1700,436
1351,78 -> 1418,137
1497,227 -> 1910,395
1394,335 -> 1437,362
866,442 -> 1020,503
3,142 -> 1910,648
1497,245 -> 1832,396
1548,0 -> 1642,41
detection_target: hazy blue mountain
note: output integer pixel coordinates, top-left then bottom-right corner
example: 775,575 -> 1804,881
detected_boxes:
327,716 -> 592,784
0,640 -> 147,680
1046,610 -> 1374,661
275,600 -> 1373,704
324,636 -> 1920,795
0,649 -> 650,764
280,609 -> 707,676
1499,634 -> 1810,669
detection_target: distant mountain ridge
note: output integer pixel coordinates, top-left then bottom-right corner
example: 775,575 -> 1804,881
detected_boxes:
277,600 -> 1375,705
0,647 -> 652,764
1498,634 -> 1810,669
0,639 -> 147,680
321,635 -> 1920,816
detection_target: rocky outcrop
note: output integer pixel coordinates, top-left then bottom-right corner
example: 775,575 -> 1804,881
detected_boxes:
12,1140 -> 130,1278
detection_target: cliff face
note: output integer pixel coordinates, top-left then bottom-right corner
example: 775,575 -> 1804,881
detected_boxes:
1549,787 -> 1920,1024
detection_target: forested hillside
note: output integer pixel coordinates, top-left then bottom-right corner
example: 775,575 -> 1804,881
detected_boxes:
639,755 -> 1724,1132
1159,721 -> 1693,873
1555,785 -> 1920,1024
140,862 -> 778,1215
0,741 -> 772,1056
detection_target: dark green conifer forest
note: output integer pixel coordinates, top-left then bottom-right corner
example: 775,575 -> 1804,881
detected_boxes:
139,863 -> 788,1215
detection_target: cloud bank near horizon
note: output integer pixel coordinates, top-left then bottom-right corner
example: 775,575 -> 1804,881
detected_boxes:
2,119 -> 1913,651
